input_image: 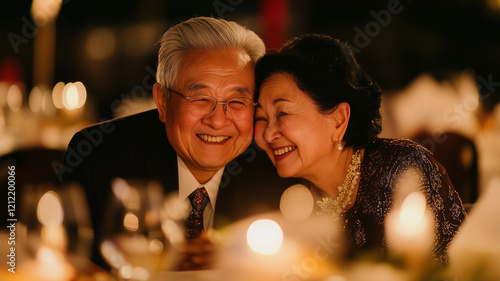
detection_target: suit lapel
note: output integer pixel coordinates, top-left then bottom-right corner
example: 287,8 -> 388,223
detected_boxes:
143,110 -> 179,195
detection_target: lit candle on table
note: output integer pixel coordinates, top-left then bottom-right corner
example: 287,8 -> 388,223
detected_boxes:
247,219 -> 284,255
17,190 -> 75,281
217,215 -> 302,281
385,191 -> 434,271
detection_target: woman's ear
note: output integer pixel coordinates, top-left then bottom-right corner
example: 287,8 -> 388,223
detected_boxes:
153,83 -> 167,122
330,102 -> 350,141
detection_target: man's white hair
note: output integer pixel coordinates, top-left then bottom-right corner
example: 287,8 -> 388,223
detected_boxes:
156,16 -> 265,94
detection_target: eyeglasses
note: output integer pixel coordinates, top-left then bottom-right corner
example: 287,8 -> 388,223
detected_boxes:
167,88 -> 257,119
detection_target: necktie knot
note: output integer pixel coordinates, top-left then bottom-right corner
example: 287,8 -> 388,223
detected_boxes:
185,187 -> 210,240
188,187 -> 210,211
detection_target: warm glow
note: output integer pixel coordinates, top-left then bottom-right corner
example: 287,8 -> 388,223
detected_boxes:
399,192 -> 427,232
34,247 -> 74,281
100,235 -> 159,281
0,108 -> 5,133
149,239 -> 163,254
325,276 -> 347,281
29,86 -> 43,112
41,225 -> 67,250
31,0 -> 63,23
163,192 -> 190,221
37,191 -> 64,227
111,178 -> 141,210
385,189 -> 434,264
123,212 -> 139,231
52,81 -> 65,109
74,81 -> 87,106
62,82 -> 86,110
40,125 -> 62,149
86,28 -> 116,60
7,84 -> 23,111
247,219 -> 283,255
280,184 -> 314,222
161,219 -> 184,246
112,178 -> 131,201
29,86 -> 53,113
65,83 -> 78,109
0,82 -> 8,108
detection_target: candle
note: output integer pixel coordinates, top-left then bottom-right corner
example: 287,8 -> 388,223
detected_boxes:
37,191 -> 68,251
17,247 -> 75,281
216,215 -> 302,281
385,191 -> 434,270
247,219 -> 284,255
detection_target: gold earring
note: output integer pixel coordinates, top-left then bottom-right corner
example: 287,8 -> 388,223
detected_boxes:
337,139 -> 343,151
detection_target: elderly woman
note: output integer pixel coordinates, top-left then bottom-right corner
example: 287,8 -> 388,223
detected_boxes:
253,34 -> 466,263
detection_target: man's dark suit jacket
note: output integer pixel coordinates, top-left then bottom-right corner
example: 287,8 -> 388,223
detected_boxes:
57,109 -> 298,269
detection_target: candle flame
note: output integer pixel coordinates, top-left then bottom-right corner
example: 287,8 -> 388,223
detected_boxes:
247,219 -> 283,255
399,192 -> 427,231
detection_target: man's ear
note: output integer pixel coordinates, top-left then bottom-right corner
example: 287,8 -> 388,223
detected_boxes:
330,102 -> 350,142
153,83 -> 167,122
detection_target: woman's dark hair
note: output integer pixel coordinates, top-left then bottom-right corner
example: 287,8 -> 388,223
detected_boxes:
255,34 -> 382,149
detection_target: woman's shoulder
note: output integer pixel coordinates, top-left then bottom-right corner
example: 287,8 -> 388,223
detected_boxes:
363,138 -> 435,173
367,138 -> 431,158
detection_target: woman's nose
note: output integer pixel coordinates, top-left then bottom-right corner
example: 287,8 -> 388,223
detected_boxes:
263,120 -> 282,143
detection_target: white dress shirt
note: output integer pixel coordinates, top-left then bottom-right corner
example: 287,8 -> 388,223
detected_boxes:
177,155 -> 224,230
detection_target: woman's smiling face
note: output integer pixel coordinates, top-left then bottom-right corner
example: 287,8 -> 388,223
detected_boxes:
254,73 -> 337,179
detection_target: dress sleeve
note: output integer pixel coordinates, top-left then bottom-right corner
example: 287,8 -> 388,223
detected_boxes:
400,148 -> 467,264
427,155 -> 466,263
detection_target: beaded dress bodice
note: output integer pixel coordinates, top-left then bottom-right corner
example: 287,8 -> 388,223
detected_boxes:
337,138 -> 466,263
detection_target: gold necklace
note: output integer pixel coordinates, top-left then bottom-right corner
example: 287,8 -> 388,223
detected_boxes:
316,149 -> 362,221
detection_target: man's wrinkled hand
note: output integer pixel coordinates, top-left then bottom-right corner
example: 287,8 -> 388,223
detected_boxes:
177,232 -> 216,271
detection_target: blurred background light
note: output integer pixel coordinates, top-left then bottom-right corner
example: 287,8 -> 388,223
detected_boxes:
51,81 -> 65,109
61,81 -> 86,110
7,84 -> 23,111
31,0 -> 63,23
86,28 -> 116,61
37,190 -> 64,227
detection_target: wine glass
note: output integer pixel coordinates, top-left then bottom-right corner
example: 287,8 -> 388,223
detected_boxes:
99,178 -> 176,281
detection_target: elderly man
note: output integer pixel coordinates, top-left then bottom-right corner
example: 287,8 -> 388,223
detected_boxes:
58,17 -> 297,271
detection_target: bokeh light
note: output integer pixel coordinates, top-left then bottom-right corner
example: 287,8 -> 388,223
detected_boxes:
247,219 -> 283,255
37,191 -> 64,227
86,28 -> 116,61
7,84 -> 23,111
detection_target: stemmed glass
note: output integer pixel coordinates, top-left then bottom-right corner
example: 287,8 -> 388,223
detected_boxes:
99,178 -> 178,281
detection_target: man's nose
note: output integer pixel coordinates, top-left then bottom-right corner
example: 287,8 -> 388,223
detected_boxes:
202,103 -> 231,129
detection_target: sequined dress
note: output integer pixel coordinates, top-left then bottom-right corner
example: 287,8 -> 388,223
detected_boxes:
332,138 -> 465,263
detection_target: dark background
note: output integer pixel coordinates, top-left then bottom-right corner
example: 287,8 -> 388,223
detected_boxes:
2,0 -> 500,119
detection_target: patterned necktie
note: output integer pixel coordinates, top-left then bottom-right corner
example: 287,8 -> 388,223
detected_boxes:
185,187 -> 210,240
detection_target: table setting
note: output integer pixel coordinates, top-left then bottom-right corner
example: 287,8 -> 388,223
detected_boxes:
2,175 -> 500,281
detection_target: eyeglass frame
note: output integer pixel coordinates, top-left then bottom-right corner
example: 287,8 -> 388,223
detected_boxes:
167,88 -> 257,118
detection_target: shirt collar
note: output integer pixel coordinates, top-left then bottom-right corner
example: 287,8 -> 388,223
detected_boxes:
177,155 -> 223,209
